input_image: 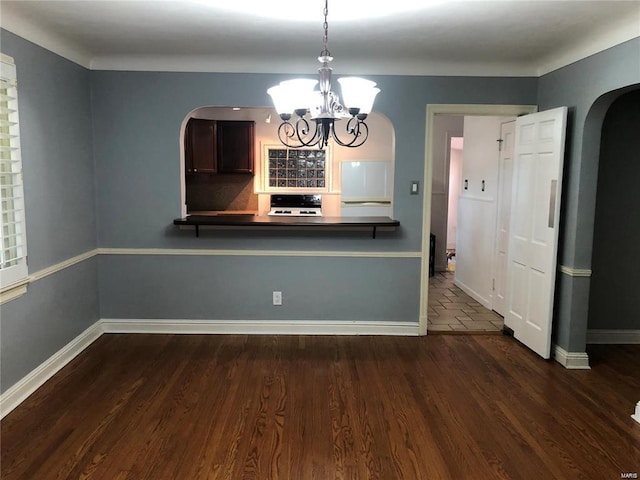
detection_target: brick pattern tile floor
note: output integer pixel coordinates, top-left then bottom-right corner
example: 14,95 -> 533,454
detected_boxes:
428,271 -> 504,332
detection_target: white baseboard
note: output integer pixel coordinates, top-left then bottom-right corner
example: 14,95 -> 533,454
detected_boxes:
586,329 -> 640,344
553,345 -> 591,369
0,321 -> 103,419
453,278 -> 491,309
632,401 -> 640,424
0,318 -> 419,418
99,318 -> 420,336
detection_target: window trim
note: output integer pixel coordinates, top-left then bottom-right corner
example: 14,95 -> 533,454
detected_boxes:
257,143 -> 333,194
1,53 -> 29,296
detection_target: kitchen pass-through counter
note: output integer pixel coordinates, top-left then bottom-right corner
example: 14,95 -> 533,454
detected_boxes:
173,215 -> 400,239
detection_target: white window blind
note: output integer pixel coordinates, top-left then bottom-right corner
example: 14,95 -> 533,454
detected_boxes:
0,55 -> 28,289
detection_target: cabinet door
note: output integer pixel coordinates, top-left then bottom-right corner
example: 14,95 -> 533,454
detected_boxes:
186,119 -> 217,173
216,121 -> 255,174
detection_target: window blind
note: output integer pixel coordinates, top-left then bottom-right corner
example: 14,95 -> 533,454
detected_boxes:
0,55 -> 28,289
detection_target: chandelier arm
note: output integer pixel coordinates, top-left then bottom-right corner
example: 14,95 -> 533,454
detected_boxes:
295,117 -> 322,147
295,116 -> 311,139
345,116 -> 361,136
331,118 -> 369,148
276,117 -> 326,149
276,124 -> 296,148
277,116 -> 370,149
352,121 -> 370,147
277,121 -> 306,149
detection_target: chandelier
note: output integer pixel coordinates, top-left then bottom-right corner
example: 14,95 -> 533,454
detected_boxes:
267,0 -> 380,149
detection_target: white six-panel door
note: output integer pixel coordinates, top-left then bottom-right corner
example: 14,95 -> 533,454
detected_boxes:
493,120 -> 515,316
505,107 -> 567,359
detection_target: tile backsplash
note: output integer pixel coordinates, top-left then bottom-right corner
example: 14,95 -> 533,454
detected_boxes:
186,174 -> 258,212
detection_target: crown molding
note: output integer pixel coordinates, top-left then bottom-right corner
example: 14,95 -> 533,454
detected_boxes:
536,15 -> 640,76
88,54 -> 538,77
1,9 -> 92,69
2,8 -> 637,77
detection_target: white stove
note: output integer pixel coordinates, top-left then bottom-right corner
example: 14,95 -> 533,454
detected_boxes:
268,208 -> 322,217
268,194 -> 323,217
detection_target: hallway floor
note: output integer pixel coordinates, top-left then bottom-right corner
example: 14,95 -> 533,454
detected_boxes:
428,271 -> 504,333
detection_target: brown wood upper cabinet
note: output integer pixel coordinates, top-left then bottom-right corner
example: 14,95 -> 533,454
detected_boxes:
185,119 -> 217,173
185,119 -> 255,175
216,121 -> 255,174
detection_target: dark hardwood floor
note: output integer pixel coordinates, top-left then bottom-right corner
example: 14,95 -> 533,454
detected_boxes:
1,334 -> 638,479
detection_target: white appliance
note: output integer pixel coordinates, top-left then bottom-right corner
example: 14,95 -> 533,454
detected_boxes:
340,161 -> 393,217
268,194 -> 323,217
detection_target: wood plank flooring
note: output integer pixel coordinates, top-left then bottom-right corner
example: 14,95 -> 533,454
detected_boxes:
2,334 -> 639,479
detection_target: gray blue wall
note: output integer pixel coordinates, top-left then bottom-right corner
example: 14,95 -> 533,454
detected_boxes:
98,255 -> 420,322
0,30 -> 99,392
587,90 -> 640,330
1,27 -> 638,393
90,71 -> 536,328
91,71 -> 537,252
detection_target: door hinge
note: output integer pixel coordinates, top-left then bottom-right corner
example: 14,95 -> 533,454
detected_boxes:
497,138 -> 504,152
492,278 -> 496,290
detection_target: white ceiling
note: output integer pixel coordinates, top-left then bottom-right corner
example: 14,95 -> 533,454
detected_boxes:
1,0 -> 639,76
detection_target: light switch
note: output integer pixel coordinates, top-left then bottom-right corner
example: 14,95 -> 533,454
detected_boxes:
273,291 -> 282,306
410,181 -> 420,195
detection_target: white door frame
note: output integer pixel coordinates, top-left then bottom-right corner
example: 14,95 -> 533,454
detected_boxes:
419,104 -> 537,335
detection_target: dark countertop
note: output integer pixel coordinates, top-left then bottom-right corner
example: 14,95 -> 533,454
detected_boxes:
173,215 -> 400,238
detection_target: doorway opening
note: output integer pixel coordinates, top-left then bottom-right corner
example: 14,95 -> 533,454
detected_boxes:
419,104 -> 538,336
446,136 -> 463,273
427,115 -> 515,333
587,89 -> 640,339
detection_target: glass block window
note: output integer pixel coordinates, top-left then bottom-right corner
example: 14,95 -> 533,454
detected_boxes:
265,146 -> 330,190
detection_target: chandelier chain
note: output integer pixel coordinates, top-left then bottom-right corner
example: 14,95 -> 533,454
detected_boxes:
321,0 -> 330,58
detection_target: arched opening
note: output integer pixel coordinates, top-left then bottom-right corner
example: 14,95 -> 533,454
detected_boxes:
178,107 -> 396,218
587,87 -> 640,341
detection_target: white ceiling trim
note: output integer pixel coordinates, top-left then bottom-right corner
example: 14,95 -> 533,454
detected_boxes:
89,54 -> 537,77
2,6 -> 638,78
535,13 -> 640,76
0,9 -> 92,69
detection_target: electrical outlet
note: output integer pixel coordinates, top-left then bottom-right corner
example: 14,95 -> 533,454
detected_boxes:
273,291 -> 282,306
